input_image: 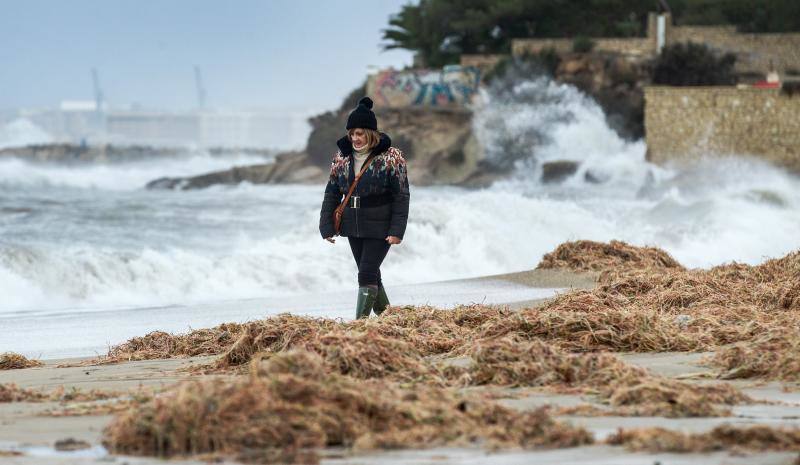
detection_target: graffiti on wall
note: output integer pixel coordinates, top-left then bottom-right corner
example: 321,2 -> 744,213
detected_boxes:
370,65 -> 481,108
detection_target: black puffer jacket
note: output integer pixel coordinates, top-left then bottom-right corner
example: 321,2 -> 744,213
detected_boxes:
319,133 -> 410,240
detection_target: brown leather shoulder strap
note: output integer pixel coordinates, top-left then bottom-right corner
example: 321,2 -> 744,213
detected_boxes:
340,155 -> 376,208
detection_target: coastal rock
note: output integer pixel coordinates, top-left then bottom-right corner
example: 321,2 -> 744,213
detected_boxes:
146,151 -> 326,190
558,56 -> 590,75
303,104 -> 492,187
378,107 -> 488,186
0,143 -> 177,163
584,169 -> 609,184
145,106 -> 495,188
541,160 -> 579,183
0,143 -> 272,164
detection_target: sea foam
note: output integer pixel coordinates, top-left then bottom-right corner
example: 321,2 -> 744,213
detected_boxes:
1,76 -> 799,314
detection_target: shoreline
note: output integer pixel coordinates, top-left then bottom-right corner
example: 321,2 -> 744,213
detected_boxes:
2,268 -> 598,361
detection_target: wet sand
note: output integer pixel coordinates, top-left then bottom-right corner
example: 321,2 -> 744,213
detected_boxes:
2,269 -> 799,465
0,356 -> 219,450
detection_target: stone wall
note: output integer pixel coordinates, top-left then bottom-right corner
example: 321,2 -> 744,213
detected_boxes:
593,38 -> 653,57
460,54 -> 505,73
512,37 -> 654,57
512,12 -> 665,59
670,26 -> 800,76
511,13 -> 800,78
670,25 -> 738,43
512,38 -> 573,56
644,86 -> 800,172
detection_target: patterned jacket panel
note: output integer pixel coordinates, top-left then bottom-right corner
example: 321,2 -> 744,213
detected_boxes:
328,147 -> 408,197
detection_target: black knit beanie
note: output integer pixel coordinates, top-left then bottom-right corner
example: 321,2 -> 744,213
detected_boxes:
346,97 -> 377,130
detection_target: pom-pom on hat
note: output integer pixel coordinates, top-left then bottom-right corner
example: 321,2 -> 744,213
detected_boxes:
346,97 -> 378,130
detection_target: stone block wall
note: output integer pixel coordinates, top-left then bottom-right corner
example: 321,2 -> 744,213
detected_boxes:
460,54 -> 505,72
670,26 -> 800,76
670,25 -> 738,43
645,86 -> 800,172
511,14 -> 800,78
593,38 -> 654,56
512,37 -> 653,57
511,38 -> 573,56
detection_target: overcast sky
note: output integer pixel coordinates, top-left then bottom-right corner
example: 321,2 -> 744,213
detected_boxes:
0,0 -> 415,114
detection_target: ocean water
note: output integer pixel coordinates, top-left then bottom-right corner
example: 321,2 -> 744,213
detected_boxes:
2,76 -> 799,357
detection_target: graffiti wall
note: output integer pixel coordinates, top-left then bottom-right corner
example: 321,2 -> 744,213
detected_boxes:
367,66 -> 481,108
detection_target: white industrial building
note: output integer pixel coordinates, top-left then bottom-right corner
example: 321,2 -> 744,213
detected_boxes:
4,103 -> 311,150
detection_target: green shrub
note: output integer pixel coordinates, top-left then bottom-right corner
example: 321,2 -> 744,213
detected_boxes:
537,48 -> 562,75
572,36 -> 596,53
653,42 -> 737,86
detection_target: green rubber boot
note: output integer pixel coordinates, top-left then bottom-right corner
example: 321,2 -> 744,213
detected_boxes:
355,286 -> 378,319
373,285 -> 390,316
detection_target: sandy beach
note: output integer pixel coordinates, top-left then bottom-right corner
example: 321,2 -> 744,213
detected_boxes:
2,265 -> 800,465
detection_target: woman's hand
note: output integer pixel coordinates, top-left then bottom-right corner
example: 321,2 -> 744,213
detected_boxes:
325,237 -> 335,243
386,236 -> 402,245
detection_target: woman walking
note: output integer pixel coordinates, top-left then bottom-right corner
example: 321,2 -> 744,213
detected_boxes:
319,97 -> 410,319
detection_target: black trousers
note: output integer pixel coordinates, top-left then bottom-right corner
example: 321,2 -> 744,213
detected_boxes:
347,237 -> 391,287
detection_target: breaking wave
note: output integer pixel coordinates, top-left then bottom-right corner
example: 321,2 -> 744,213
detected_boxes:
1,76 -> 799,314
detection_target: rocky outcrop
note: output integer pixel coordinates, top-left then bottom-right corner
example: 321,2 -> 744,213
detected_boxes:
146,151 -> 326,190
0,143 -> 273,164
541,160 -> 579,183
376,107 -> 488,186
302,87 -> 491,187
0,144 -> 179,163
146,107 -> 495,190
289,104 -> 493,187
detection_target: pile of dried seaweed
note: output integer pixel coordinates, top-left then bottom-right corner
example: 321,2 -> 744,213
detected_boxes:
48,385 -> 122,403
509,249 -> 800,353
45,390 -> 151,417
220,306 -> 510,369
94,242 -> 800,463
712,329 -> 800,381
536,240 -> 684,273
0,383 -> 46,402
0,382 -> 121,404
608,424 -> 800,453
103,350 -> 592,464
98,245 -> 800,384
447,337 -> 746,417
104,322 -> 244,362
0,352 -> 44,370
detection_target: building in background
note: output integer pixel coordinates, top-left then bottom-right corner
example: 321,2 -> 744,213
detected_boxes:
1,104 -> 312,151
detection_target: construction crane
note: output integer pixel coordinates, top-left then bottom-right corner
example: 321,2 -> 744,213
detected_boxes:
194,66 -> 207,109
91,67 -> 104,112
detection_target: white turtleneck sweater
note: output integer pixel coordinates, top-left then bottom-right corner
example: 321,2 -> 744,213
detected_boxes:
353,145 -> 371,174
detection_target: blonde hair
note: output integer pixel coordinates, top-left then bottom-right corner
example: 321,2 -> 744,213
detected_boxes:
347,128 -> 380,151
